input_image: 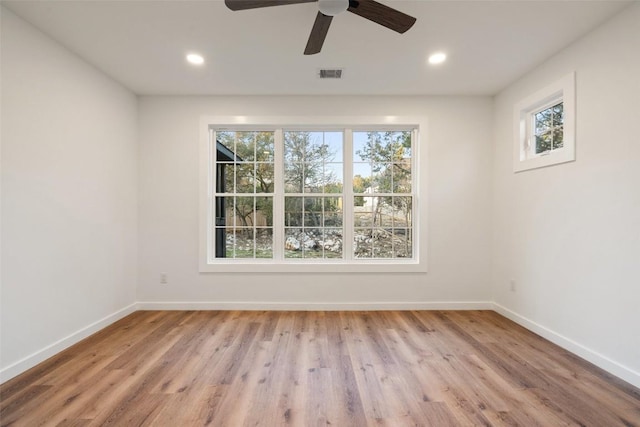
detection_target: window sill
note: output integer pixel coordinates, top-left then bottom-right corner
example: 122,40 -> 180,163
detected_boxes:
199,260 -> 426,273
513,148 -> 574,172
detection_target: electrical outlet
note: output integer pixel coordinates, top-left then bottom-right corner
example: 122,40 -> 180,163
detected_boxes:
160,273 -> 168,284
509,279 -> 516,292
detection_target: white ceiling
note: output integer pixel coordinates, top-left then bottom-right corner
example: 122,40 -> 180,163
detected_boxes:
2,0 -> 631,96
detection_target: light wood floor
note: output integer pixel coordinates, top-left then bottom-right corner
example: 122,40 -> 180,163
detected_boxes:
1,311 -> 639,426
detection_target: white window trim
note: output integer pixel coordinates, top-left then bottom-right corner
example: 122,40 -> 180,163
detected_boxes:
199,115 -> 428,273
513,72 -> 576,172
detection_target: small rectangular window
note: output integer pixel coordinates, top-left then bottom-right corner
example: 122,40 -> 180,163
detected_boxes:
514,72 -> 575,172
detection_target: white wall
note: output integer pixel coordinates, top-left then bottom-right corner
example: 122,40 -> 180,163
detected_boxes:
138,96 -> 494,307
0,8 -> 138,380
492,3 -> 640,386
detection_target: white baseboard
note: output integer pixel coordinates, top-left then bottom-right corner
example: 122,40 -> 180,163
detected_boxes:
137,301 -> 494,311
0,303 -> 139,384
492,303 -> 640,389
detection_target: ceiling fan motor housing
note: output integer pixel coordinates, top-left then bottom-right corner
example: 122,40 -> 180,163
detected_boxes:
318,0 -> 349,16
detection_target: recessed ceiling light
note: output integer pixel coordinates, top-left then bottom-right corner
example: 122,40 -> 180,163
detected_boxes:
428,52 -> 447,65
186,53 -> 204,65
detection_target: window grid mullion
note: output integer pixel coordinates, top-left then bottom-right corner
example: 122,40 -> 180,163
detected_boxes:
207,128 -> 217,262
343,128 -> 354,261
412,128 -> 418,260
273,129 -> 285,261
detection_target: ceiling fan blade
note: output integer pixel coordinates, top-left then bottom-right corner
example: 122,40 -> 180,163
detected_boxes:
225,0 -> 317,11
304,12 -> 333,55
347,0 -> 416,33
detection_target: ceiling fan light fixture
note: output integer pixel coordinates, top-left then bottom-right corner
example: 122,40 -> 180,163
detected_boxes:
318,0 -> 349,16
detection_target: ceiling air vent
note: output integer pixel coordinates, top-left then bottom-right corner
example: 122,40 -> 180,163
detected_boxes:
318,68 -> 343,79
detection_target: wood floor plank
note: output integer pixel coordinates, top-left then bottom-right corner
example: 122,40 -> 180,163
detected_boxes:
1,310 -> 639,427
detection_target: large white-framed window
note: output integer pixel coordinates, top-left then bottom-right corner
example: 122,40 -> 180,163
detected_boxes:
199,116 -> 427,273
513,72 -> 576,172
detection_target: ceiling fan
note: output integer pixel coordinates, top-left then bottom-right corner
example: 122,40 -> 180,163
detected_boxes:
224,0 -> 417,55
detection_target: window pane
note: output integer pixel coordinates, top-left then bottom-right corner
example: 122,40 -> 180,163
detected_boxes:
224,228 -> 235,258
372,228 -> 393,258
284,228 -> 303,258
216,132 -> 235,161
285,197 -> 302,227
370,132 -> 392,161
378,211 -> 393,227
392,197 -> 412,228
307,132 -> 325,159
256,228 -> 273,258
235,196 -> 255,227
535,132 -> 552,154
354,229 -> 372,258
235,132 -> 255,161
217,131 -> 234,143
401,143 -> 412,160
284,132 -> 305,162
224,197 -> 236,227
303,197 -> 322,227
354,197 -> 373,227
371,163 -> 391,193
321,132 -> 343,162
353,195 -> 367,208
284,228 -> 324,259
353,163 -> 372,193
553,127 -> 564,150
215,162 -> 234,193
214,196 -> 229,227
324,163 -> 343,193
353,133 -> 369,162
304,162 -> 323,193
255,163 -> 274,193
369,196 -> 392,227
322,228 -> 343,258
392,163 -> 411,193
255,132 -> 274,162
236,163 -> 254,193
302,228 -> 322,258
392,229 -> 412,258
535,109 -> 552,135
234,228 -> 254,258
285,163 -> 303,193
372,163 -> 392,193
323,197 -> 343,227
256,196 -> 273,227
391,132 -> 412,162
552,103 -> 564,127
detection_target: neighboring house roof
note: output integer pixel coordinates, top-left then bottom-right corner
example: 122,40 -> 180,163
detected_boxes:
216,141 -> 243,162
